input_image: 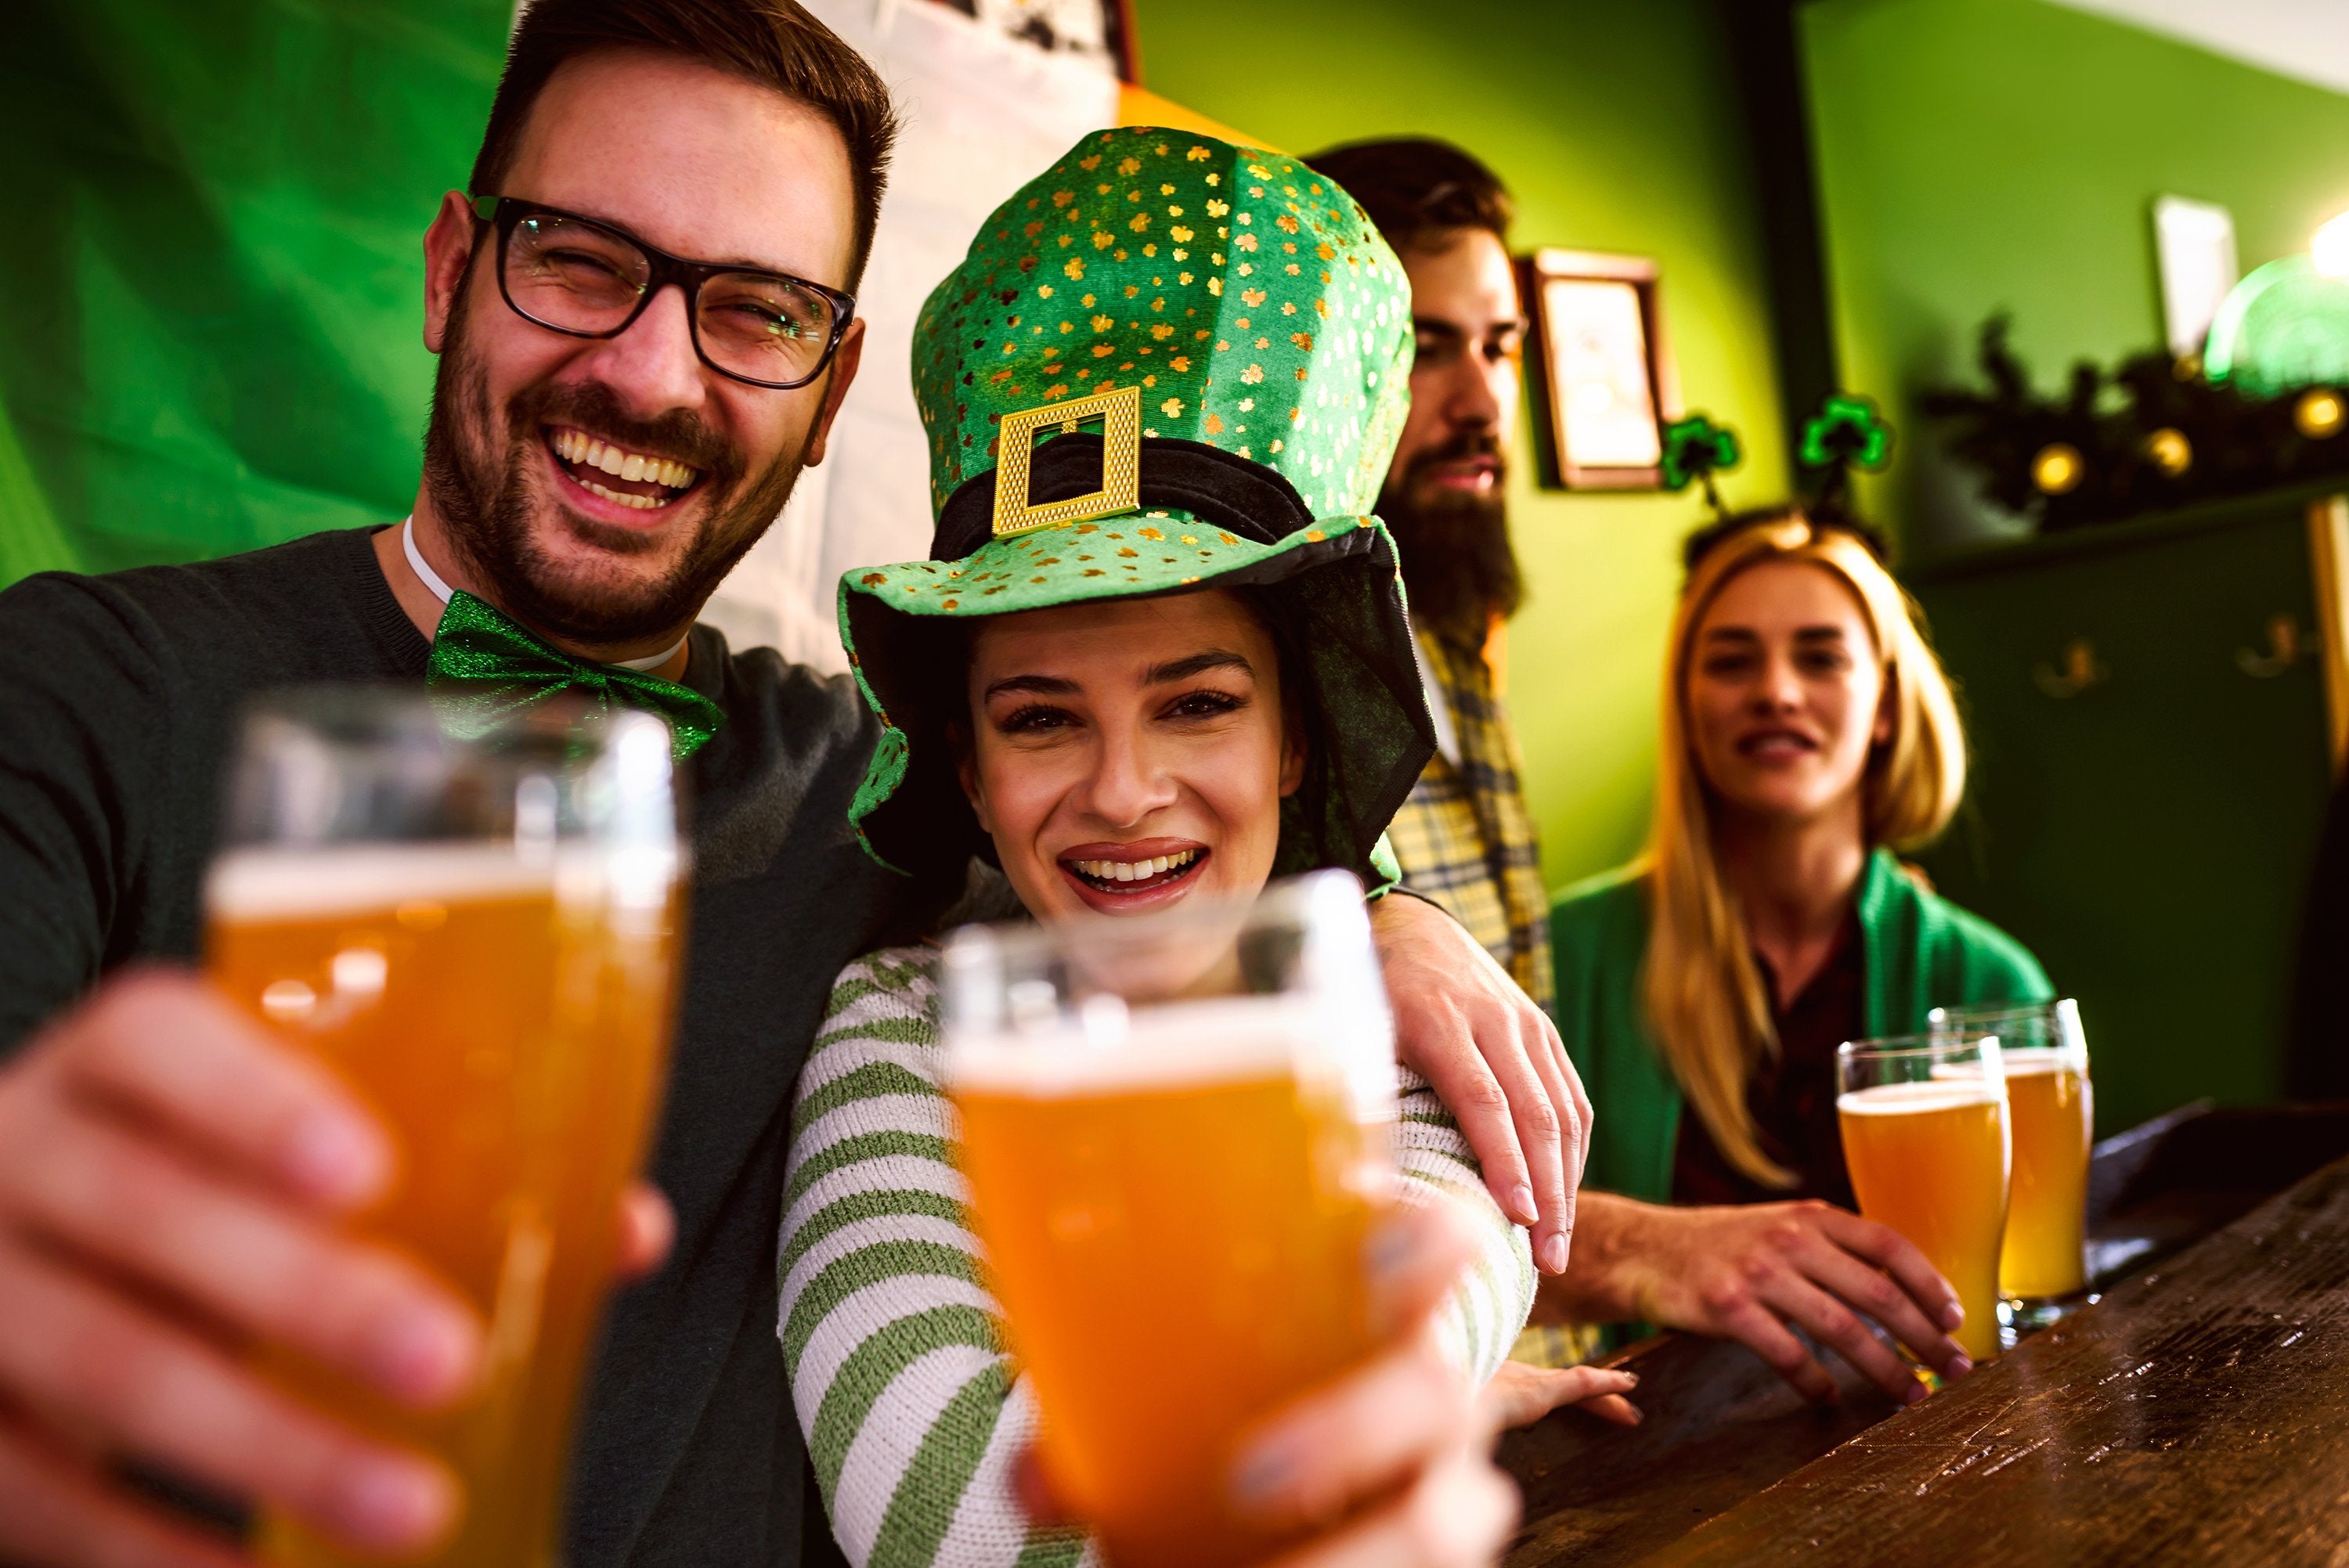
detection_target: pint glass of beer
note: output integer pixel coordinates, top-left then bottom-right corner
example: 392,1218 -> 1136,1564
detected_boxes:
1932,1000 -> 2093,1328
206,690 -> 682,1567
1835,1032 -> 2011,1364
940,871 -> 1395,1568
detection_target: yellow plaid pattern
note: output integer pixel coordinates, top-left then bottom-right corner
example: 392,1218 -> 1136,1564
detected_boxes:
1387,631 -> 1553,1015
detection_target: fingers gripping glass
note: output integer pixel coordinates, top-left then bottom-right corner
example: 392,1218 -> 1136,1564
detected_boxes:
471,195 -> 857,389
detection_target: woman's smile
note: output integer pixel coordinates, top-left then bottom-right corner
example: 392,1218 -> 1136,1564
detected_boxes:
1057,840 -> 1211,911
1734,724 -> 1823,764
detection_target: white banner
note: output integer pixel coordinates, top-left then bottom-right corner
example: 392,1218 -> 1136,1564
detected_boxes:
697,0 -> 1119,671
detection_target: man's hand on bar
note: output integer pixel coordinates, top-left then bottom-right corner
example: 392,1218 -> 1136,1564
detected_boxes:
1019,1201 -> 1525,1568
0,968 -> 672,1568
1538,1193 -> 1973,1405
1369,892 -> 1589,1277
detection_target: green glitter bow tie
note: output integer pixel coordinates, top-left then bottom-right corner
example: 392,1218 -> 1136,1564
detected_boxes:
425,590 -> 723,760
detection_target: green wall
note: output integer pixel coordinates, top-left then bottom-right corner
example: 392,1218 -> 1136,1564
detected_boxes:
1803,0 -> 2349,553
1135,0 -> 1793,892
0,1 -> 506,584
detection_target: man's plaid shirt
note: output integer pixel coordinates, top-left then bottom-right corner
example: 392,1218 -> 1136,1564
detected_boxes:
1387,628 -> 1553,1015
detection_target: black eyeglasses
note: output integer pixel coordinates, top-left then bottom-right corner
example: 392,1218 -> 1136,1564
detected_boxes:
469,195 -> 857,390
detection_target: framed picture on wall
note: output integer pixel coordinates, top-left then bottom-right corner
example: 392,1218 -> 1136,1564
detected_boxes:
1517,248 -> 1680,490
927,0 -> 1139,79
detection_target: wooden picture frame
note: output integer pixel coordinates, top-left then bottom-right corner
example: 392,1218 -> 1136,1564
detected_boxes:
1517,248 -> 1680,490
929,0 -> 1139,81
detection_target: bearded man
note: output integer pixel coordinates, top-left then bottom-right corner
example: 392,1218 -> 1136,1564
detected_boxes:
1305,139 -> 1551,1017
0,5 -> 1589,1562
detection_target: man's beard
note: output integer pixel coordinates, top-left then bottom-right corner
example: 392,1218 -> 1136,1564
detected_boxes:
1377,431 -> 1524,651
420,288 -> 810,647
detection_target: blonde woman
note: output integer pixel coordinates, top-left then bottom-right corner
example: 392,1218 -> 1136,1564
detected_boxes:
1537,510 -> 2050,1407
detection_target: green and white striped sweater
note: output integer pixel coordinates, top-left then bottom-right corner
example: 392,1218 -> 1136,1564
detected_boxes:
778,945 -> 1536,1568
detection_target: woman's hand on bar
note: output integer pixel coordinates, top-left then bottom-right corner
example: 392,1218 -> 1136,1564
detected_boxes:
1542,1194 -> 1972,1405
0,968 -> 672,1568
1478,1360 -> 1643,1433
1369,892 -> 1590,1277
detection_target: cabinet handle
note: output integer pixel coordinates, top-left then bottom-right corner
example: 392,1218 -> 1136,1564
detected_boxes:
2236,613 -> 2308,678
2034,637 -> 2106,699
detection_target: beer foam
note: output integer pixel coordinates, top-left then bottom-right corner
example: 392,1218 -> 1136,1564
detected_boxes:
1836,1080 -> 2004,1116
947,994 -> 1360,1098
207,843 -> 559,921
1996,1047 -> 2079,1077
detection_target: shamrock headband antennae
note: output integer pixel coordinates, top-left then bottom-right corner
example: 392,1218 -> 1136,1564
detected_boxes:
1661,413 -> 1742,520
1799,391 -> 1895,515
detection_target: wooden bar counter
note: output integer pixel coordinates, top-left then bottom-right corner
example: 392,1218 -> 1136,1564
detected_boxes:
1502,1106 -> 2349,1566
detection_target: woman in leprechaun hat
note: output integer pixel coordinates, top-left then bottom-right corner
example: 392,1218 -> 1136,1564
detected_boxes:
775,128 -> 1634,1568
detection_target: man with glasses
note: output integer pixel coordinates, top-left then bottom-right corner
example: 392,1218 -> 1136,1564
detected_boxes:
0,2 -> 1583,1563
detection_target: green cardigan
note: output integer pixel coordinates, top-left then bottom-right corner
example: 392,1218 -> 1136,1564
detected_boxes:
1551,849 -> 2052,1205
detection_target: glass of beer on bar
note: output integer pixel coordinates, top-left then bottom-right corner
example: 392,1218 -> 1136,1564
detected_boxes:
206,690 -> 683,1567
1932,1000 -> 2094,1332
1835,1031 -> 2011,1364
939,871 -> 1395,1568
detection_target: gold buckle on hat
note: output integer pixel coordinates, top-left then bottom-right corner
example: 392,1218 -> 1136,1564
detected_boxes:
992,385 -> 1143,537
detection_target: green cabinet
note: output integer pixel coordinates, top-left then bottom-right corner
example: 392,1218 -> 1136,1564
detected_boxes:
1910,485 -> 2347,1135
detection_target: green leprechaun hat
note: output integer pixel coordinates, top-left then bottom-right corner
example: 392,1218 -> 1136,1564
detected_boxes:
839,125 -> 1432,883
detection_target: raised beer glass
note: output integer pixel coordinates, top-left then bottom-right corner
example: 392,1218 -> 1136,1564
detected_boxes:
940,870 -> 1395,1568
205,690 -> 682,1567
1932,999 -> 2094,1332
1835,1031 -> 2011,1364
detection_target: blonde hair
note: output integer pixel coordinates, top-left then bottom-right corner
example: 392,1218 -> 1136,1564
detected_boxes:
1640,510 -> 1967,1187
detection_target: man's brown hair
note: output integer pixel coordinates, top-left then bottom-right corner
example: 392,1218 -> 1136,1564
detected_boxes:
1302,138 -> 1512,256
471,0 -> 899,290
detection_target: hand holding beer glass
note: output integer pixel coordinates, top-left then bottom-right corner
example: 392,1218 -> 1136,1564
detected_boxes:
1932,1000 -> 2094,1331
207,690 -> 681,1566
940,872 -> 1402,1568
1835,1032 -> 2011,1365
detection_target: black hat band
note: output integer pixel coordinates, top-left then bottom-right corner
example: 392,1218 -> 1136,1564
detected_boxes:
932,434 -> 1318,562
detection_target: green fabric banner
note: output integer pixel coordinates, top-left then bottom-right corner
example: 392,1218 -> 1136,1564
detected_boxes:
0,0 -> 510,585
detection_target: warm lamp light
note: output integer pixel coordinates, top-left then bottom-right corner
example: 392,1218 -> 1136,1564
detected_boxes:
2315,211 -> 2349,280
2032,442 -> 2085,496
2297,387 -> 2346,440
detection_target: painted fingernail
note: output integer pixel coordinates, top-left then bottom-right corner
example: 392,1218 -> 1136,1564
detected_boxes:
283,1108 -> 388,1204
1948,1354 -> 1974,1379
1230,1436 -> 1300,1512
1539,1234 -> 1571,1274
1510,1184 -> 1539,1224
367,1304 -> 479,1404
334,1455 -> 458,1549
1618,1372 -> 1640,1388
1366,1220 -> 1420,1282
1941,1301 -> 1965,1331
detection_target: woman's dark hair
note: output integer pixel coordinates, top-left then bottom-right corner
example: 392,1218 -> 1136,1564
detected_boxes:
471,0 -> 898,290
1230,583 -> 1321,798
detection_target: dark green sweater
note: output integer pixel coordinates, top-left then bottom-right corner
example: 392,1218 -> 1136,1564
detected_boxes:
1551,849 -> 2052,1206
0,525 -> 958,1567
